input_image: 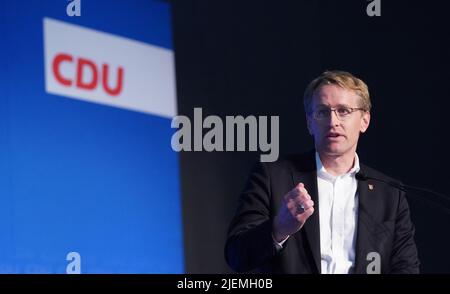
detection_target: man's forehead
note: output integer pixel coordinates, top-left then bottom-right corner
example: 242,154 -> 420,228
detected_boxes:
312,85 -> 358,105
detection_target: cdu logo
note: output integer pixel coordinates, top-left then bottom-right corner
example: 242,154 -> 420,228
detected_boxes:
66,0 -> 81,17
366,0 -> 381,17
44,18 -> 177,118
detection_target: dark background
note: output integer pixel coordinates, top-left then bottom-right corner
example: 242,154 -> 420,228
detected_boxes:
170,0 -> 450,273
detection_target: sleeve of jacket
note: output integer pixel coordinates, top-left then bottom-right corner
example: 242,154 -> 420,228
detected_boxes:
389,190 -> 420,273
224,161 -> 278,273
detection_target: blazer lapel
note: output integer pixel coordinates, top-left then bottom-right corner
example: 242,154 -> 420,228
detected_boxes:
290,151 -> 321,273
354,165 -> 388,274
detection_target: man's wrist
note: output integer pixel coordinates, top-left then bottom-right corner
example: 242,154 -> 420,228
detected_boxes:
273,231 -> 289,243
272,233 -> 289,247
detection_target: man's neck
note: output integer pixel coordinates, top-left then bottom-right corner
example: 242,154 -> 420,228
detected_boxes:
318,151 -> 356,177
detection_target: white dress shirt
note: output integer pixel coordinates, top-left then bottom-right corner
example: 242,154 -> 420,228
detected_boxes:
316,152 -> 359,274
273,152 -> 360,274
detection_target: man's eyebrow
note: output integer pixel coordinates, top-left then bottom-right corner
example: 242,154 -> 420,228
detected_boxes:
335,103 -> 351,108
316,103 -> 351,108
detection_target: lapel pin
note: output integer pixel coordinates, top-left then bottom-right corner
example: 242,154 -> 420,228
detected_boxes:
368,184 -> 374,190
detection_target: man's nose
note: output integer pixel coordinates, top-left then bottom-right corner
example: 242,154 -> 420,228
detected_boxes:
328,110 -> 340,126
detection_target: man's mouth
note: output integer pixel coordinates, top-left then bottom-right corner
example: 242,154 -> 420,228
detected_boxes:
326,132 -> 344,139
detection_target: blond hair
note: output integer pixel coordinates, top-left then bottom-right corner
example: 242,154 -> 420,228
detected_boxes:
303,70 -> 371,114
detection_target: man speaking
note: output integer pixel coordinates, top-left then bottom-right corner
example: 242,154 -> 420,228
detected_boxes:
225,70 -> 419,274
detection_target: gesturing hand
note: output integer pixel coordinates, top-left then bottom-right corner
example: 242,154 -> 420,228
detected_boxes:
272,183 -> 315,242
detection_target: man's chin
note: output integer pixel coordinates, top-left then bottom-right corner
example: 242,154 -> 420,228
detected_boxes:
318,145 -> 347,157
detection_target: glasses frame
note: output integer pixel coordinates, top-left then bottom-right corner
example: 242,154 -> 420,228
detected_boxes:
309,106 -> 366,121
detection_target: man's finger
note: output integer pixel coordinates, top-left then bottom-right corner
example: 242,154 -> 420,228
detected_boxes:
301,199 -> 314,211
292,191 -> 311,204
296,206 -> 314,222
295,199 -> 314,214
286,187 -> 301,200
298,186 -> 309,196
303,206 -> 314,217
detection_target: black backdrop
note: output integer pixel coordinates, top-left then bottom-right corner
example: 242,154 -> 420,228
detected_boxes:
170,0 -> 450,273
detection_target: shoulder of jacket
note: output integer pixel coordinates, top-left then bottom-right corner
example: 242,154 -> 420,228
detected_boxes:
361,163 -> 403,186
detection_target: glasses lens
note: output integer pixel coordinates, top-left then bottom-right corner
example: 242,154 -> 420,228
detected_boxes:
336,107 -> 352,118
314,109 -> 330,120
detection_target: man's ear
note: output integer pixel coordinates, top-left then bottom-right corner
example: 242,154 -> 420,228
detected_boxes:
360,111 -> 371,133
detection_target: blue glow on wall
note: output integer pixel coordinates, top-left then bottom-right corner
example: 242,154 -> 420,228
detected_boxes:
0,0 -> 183,273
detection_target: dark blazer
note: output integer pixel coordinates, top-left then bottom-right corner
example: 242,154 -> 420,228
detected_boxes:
225,150 -> 420,274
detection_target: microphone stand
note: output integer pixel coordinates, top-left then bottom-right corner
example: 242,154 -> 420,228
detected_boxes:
356,172 -> 450,216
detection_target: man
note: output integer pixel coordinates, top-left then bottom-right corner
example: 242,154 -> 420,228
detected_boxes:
225,70 -> 419,274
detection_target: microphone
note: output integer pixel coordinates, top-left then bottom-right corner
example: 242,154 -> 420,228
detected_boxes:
355,171 -> 450,214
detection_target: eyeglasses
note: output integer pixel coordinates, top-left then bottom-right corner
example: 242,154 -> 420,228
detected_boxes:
309,106 -> 366,121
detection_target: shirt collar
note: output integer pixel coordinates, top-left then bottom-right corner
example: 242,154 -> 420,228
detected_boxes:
315,151 -> 360,180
